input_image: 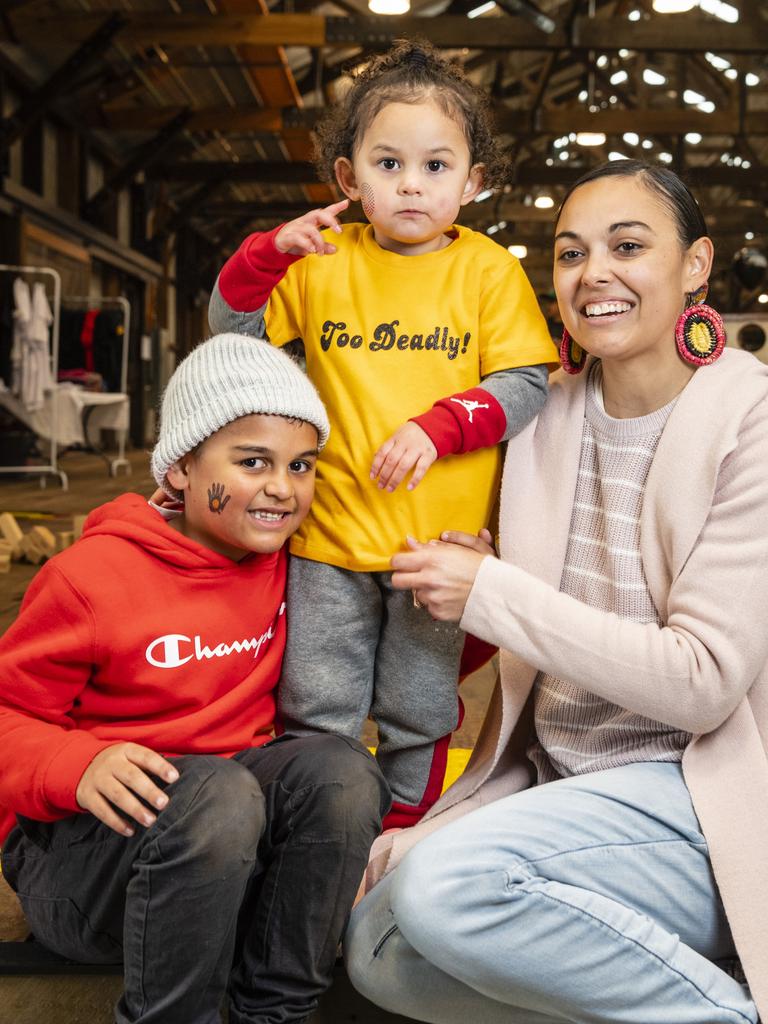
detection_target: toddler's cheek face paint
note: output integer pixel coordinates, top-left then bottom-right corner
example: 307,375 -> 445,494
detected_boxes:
360,182 -> 375,219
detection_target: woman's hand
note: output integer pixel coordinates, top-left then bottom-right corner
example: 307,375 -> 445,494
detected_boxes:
371,422 -> 438,492
75,743 -> 179,836
391,530 -> 495,621
274,199 -> 350,256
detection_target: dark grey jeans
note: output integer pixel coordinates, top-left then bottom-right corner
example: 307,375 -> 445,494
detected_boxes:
2,733 -> 389,1024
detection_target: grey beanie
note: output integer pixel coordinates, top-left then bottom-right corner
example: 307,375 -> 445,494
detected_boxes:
151,333 -> 330,497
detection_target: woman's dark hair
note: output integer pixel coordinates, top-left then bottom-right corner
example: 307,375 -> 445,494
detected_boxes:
555,159 -> 709,247
313,39 -> 509,189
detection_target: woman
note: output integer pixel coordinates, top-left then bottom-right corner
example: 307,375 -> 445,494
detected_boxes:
344,160 -> 766,1024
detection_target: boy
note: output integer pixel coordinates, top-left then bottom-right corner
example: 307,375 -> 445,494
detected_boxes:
0,333 -> 389,1024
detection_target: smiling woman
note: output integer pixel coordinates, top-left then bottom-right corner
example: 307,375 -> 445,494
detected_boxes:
344,161 -> 768,1024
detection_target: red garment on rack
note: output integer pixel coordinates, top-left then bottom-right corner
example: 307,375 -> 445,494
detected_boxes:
79,310 -> 98,371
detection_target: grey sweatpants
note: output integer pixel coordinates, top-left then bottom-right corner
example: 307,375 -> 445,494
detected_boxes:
278,555 -> 465,813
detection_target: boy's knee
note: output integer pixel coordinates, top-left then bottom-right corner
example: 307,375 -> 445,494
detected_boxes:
170,756 -> 265,861
286,734 -> 390,829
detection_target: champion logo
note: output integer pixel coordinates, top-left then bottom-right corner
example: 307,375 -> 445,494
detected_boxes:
450,397 -> 489,423
145,604 -> 286,669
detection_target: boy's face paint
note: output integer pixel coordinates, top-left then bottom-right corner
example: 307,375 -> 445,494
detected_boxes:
335,99 -> 483,256
166,413 -> 319,561
207,482 -> 230,514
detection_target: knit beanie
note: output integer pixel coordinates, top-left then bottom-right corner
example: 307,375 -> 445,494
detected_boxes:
151,333 -> 330,498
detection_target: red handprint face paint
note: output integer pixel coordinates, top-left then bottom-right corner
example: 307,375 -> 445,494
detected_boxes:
360,182 -> 376,219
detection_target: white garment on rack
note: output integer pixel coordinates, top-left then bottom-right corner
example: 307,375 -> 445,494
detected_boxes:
10,277 -> 30,400
11,278 -> 54,412
0,382 -> 128,448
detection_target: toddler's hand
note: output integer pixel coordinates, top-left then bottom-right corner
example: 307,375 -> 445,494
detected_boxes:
75,743 -> 179,837
371,423 -> 438,492
274,199 -> 349,256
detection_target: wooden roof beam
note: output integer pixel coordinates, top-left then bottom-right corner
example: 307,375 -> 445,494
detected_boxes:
91,104 -> 765,138
7,13 -> 768,54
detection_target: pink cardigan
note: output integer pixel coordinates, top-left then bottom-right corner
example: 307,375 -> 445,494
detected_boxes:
366,348 -> 768,1016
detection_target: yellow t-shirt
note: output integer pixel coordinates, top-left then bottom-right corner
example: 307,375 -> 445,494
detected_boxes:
266,223 -> 556,571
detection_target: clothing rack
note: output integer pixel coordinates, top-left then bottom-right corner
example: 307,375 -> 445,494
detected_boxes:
0,263 -> 67,489
61,295 -> 131,477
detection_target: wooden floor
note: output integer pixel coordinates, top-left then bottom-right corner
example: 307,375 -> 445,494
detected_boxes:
0,446 -> 494,1023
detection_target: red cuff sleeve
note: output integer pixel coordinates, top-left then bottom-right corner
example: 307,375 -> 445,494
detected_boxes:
410,387 -> 506,458
217,225 -> 302,312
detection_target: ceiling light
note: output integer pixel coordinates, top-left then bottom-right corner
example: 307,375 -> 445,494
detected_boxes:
759,293 -> 768,304
486,224 -> 499,235
534,195 -> 555,209
659,152 -> 673,163
746,73 -> 760,86
724,68 -> 738,80
578,89 -> 589,102
642,139 -> 654,150
705,52 -> 731,71
559,151 -> 569,160
652,0 -> 695,10
746,232 -> 755,241
683,88 -> 706,105
467,0 -> 496,16
628,9 -> 641,20
474,189 -> 493,203
699,0 -> 739,22
608,152 -> 628,161
697,101 -> 715,113
743,160 -> 751,169
596,55 -> 609,68
619,49 -> 631,58
623,132 -> 639,145
576,132 -> 606,146
368,0 -> 410,12
508,245 -> 528,259
643,69 -> 666,85
610,70 -> 629,85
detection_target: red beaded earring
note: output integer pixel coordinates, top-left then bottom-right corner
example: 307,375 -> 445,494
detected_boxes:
675,284 -> 726,367
559,328 -> 587,375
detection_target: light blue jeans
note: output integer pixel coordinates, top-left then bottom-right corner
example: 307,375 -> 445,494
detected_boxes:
345,762 -> 758,1024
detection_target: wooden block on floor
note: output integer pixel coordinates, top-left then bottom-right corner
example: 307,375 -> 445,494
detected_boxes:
20,526 -> 57,565
0,554 -> 11,575
28,527 -> 56,556
55,531 -> 75,553
0,515 -> 24,560
72,515 -> 88,541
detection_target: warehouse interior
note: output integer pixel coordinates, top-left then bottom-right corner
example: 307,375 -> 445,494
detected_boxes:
0,0 -> 766,1020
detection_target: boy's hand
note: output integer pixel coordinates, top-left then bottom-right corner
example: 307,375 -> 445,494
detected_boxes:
274,200 -> 349,257
371,423 -> 438,492
75,743 -> 179,837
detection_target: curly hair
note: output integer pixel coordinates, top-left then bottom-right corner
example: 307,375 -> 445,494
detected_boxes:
313,39 -> 509,190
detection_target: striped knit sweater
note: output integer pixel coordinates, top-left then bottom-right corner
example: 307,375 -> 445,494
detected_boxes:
529,364 -> 691,782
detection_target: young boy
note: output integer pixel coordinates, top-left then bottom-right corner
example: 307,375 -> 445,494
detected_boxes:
0,333 -> 390,1024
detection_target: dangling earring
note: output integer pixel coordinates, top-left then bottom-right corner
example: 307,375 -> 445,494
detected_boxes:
560,328 -> 586,375
675,283 -> 726,366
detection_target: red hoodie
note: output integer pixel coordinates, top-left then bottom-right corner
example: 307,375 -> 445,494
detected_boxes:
0,494 -> 287,844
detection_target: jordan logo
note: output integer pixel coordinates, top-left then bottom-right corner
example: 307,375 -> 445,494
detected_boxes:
450,398 -> 489,423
